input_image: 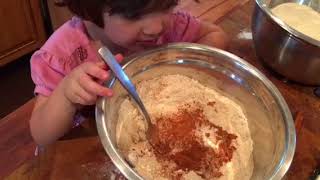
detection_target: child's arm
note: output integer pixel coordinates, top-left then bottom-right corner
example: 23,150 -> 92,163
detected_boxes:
167,12 -> 229,49
30,93 -> 76,147
195,21 -> 229,50
30,56 -> 122,146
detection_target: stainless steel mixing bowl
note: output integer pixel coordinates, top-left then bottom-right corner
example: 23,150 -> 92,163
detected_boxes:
96,43 -> 296,180
252,0 -> 320,85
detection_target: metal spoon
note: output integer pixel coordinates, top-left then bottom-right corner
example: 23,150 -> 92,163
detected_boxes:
98,47 -> 154,139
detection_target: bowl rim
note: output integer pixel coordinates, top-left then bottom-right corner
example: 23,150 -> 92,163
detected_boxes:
95,42 -> 296,180
255,0 -> 320,48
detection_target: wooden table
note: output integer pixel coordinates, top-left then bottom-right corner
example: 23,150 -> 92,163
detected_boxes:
2,0 -> 320,179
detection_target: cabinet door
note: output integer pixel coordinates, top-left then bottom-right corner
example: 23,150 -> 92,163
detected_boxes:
0,0 -> 46,66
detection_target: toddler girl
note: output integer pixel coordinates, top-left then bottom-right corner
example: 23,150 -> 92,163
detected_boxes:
30,0 -> 228,146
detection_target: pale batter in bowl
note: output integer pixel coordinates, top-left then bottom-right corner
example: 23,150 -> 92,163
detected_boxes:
116,74 -> 253,180
272,3 -> 320,41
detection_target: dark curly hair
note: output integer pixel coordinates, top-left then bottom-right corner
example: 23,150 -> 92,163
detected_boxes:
56,0 -> 180,28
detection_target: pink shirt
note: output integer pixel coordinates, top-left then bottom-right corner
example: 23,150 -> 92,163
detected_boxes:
31,12 -> 200,97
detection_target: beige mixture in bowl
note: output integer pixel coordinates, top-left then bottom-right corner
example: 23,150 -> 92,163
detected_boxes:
116,74 -> 254,180
272,2 -> 320,41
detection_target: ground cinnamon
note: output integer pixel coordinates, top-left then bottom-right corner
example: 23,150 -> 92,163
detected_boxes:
150,104 -> 238,178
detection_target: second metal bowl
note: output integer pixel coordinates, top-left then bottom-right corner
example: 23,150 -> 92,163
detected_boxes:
252,0 -> 320,85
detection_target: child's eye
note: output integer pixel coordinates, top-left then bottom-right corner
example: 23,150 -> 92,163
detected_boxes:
128,16 -> 142,21
124,14 -> 142,21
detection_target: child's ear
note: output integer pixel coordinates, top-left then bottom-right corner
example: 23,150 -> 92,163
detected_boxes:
102,11 -> 111,22
54,0 -> 67,6
103,6 -> 112,15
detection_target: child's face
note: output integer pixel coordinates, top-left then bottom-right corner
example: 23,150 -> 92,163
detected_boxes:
103,10 -> 172,50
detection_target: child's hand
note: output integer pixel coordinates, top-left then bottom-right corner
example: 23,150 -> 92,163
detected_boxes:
61,54 -> 123,106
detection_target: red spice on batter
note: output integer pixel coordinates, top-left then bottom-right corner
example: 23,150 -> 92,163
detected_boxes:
150,105 -> 237,178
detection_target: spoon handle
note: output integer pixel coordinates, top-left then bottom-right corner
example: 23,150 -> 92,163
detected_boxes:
99,47 -> 136,95
98,47 -> 151,123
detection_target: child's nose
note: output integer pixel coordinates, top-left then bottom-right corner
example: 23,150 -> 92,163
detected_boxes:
143,18 -> 165,37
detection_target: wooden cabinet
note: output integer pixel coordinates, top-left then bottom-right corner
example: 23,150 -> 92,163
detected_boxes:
0,0 -> 46,66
